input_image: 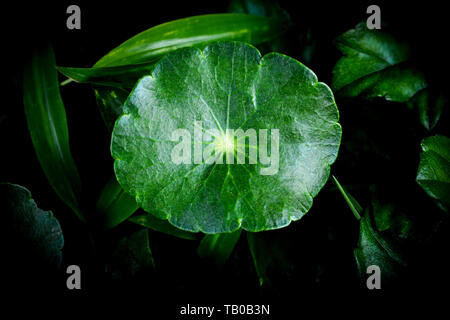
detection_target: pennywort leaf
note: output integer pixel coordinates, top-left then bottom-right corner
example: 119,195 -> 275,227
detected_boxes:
416,135 -> 450,212
1,183 -> 64,269
23,44 -> 84,222
111,42 -> 341,233
197,229 -> 242,267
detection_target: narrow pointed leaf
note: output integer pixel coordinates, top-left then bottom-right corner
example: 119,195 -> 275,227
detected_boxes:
96,176 -> 198,238
94,13 -> 287,68
247,231 -> 293,287
58,14 -> 287,88
23,44 -> 84,222
96,177 -> 140,229
57,64 -> 154,89
129,213 -> 199,240
197,229 -> 242,267
332,176 -> 362,220
416,135 -> 450,212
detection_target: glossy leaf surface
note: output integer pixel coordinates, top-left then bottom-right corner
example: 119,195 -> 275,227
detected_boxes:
57,64 -> 154,89
95,13 -> 286,68
111,42 -> 341,233
23,44 -> 84,222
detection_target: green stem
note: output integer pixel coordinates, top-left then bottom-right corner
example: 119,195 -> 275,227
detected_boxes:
60,78 -> 74,86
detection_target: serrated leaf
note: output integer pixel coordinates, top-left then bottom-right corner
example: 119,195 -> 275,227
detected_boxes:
1,183 -> 64,268
416,135 -> 450,212
106,229 -> 155,280
332,22 -> 426,102
93,86 -> 129,132
354,214 -> 406,285
111,42 -> 341,233
23,44 -> 84,222
197,229 -> 242,267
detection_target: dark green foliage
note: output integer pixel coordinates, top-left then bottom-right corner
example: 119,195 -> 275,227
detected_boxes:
0,183 -> 64,268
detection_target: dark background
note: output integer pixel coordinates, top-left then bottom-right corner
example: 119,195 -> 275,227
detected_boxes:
2,0 -> 449,313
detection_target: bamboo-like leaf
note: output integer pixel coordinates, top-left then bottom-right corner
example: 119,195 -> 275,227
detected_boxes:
197,229 -> 242,267
58,14 -> 286,87
57,63 -> 154,89
95,13 -> 287,68
23,44 -> 84,222
96,177 -> 140,229
96,175 -> 201,242
129,213 -> 199,240
97,176 -> 199,238
247,231 -> 293,287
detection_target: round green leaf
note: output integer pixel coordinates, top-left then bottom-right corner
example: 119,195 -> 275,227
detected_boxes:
111,42 -> 341,233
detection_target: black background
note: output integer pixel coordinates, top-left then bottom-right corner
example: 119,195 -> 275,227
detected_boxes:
2,0 -> 450,314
